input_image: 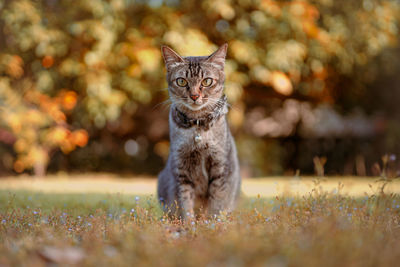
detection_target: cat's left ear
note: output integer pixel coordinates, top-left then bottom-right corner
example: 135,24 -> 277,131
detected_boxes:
206,43 -> 228,69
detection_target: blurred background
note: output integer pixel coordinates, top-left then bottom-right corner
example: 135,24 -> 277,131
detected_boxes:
0,0 -> 399,178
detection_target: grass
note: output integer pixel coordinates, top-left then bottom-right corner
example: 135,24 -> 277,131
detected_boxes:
1,176 -> 400,266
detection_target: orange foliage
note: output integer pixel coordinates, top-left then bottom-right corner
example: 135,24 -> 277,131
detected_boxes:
70,130 -> 89,148
302,21 -> 319,38
7,55 -> 24,78
13,160 -> 24,173
42,55 -> 54,68
270,72 -> 293,96
60,91 -> 78,110
261,0 -> 281,17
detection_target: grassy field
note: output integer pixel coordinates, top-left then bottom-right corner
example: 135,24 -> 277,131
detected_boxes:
1,175 -> 400,266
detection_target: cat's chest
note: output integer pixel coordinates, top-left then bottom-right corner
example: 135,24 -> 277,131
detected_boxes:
173,128 -> 213,194
173,126 -> 217,151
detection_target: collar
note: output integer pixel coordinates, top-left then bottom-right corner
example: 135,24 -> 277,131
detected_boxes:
172,95 -> 228,131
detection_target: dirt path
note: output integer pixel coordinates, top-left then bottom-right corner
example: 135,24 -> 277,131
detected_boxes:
1,174 -> 399,197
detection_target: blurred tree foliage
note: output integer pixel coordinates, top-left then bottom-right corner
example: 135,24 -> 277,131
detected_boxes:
0,0 -> 399,176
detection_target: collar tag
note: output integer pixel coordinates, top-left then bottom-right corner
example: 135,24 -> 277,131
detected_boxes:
194,133 -> 202,142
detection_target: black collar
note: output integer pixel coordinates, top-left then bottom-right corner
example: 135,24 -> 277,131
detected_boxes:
172,95 -> 228,131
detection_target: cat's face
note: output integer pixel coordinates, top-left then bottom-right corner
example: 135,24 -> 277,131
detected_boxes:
161,44 -> 227,111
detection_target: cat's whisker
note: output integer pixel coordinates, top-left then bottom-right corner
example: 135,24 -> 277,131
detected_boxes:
227,103 -> 241,112
156,87 -> 170,92
153,99 -> 172,110
209,97 -> 240,112
206,98 -> 224,109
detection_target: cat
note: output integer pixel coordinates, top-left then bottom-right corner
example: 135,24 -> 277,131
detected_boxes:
157,44 -> 241,219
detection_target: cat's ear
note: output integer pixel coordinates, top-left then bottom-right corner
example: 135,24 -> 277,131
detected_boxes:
161,46 -> 185,69
206,43 -> 228,69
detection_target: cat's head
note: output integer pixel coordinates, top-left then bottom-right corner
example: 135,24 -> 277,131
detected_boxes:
161,44 -> 227,112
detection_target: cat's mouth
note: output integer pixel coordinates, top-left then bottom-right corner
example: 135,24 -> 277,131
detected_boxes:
181,99 -> 207,111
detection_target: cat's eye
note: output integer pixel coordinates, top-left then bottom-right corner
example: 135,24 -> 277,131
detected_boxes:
176,78 -> 188,87
201,78 -> 213,87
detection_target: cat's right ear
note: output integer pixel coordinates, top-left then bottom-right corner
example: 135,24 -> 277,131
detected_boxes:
161,46 -> 185,69
205,43 -> 228,70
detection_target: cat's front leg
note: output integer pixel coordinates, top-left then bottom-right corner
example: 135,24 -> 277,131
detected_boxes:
208,177 -> 232,216
176,174 -> 195,220
207,159 -> 234,216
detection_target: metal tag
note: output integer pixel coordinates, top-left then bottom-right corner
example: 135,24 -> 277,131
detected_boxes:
194,134 -> 202,142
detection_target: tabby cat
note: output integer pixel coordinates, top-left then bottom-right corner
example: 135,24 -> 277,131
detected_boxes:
157,44 -> 241,219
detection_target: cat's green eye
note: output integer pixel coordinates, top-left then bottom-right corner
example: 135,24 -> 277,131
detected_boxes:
201,78 -> 213,87
176,78 -> 188,87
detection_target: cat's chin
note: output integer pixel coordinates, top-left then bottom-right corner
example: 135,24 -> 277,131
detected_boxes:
180,102 -> 207,111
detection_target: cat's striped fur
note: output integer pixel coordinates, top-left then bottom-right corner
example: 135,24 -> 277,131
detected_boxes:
157,44 -> 241,219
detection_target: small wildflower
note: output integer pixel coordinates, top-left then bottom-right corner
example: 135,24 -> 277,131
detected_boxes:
68,228 -> 72,231
339,206 -> 343,211
173,232 -> 180,239
191,221 -> 195,226
204,220 -> 209,224
272,205 -> 280,212
28,223 -> 32,227
1,219 -> 6,224
135,196 -> 140,201
33,211 -> 38,215
217,218 -> 221,222
354,208 -> 357,211
90,214 -> 94,218
77,216 -> 81,219
397,205 -> 400,209
62,212 -> 67,217
265,217 -> 270,222
390,154 -> 396,161
130,208 -> 135,213
87,223 -> 92,227
108,214 -> 113,218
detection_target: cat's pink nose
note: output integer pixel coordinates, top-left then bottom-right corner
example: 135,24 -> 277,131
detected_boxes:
190,94 -> 200,101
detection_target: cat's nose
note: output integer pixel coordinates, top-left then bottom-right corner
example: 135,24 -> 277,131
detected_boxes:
190,94 -> 200,101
